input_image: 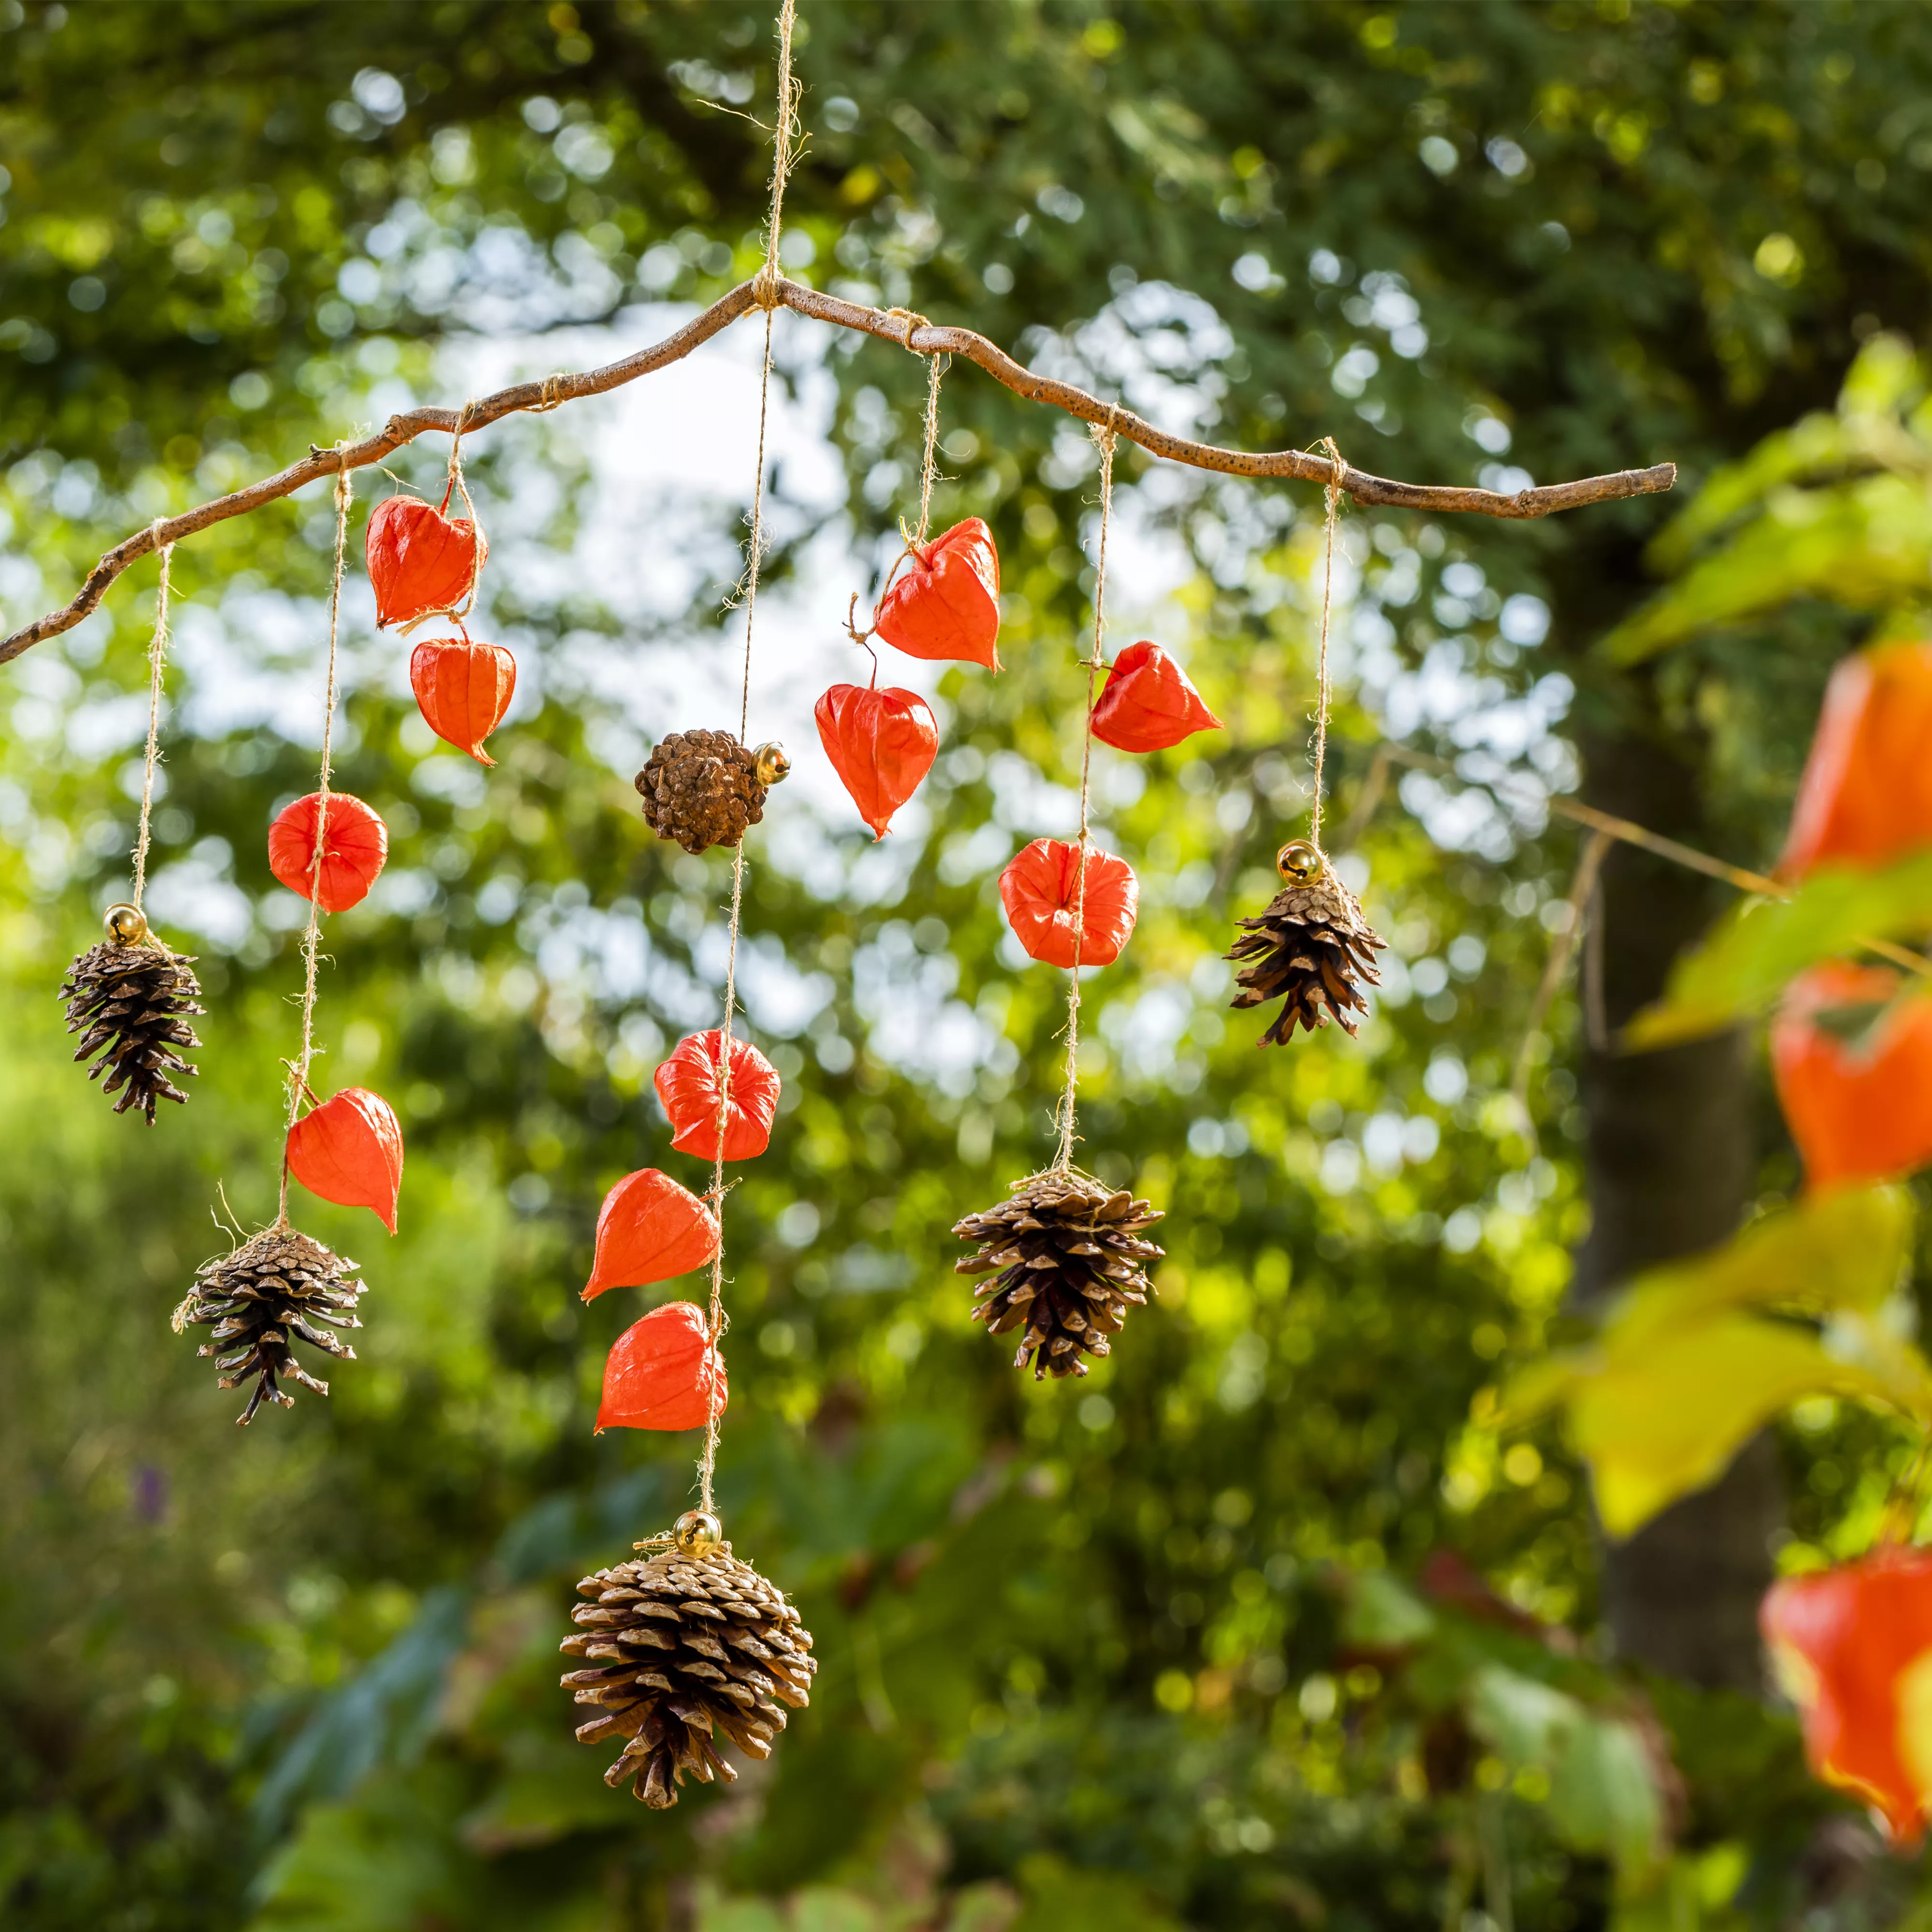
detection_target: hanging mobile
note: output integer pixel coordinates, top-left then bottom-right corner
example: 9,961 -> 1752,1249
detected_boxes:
173,468 -> 390,1425
957,418 -> 1166,1381
1226,442 -> 1386,1043
566,0 -> 813,1808
59,540 -> 207,1122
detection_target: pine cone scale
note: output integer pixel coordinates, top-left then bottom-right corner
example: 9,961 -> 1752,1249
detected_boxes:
634,729 -> 769,855
60,937 -> 204,1122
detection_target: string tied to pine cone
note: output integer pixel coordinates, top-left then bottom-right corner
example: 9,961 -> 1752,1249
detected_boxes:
1227,838 -> 1386,1043
59,539 -> 205,1123
559,1510 -> 816,1809
954,1165 -> 1165,1380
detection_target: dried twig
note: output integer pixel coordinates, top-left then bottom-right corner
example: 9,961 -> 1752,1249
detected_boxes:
1,276 -> 1675,667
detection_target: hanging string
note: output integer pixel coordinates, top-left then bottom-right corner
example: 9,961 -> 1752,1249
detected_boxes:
1308,436 -> 1344,850
698,0 -> 798,1520
915,349 -> 948,545
1050,416 -> 1118,1176
1509,828 -> 1613,1123
129,533 -> 174,917
276,466 -> 353,1228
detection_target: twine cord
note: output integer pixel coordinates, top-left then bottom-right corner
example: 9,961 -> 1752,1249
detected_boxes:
129,533 -> 174,917
915,347 -> 947,545
698,0 -> 796,1518
277,466 -> 352,1227
1309,436 -> 1342,849
1051,418 -> 1116,1176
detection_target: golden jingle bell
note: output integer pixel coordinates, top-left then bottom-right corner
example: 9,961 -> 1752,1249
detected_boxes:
1276,839 -> 1324,883
753,742 -> 791,789
670,1509 -> 724,1556
103,902 -> 153,945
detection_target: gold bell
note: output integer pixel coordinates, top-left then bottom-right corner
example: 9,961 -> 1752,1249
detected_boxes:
671,1509 -> 724,1556
103,902 -> 152,945
753,742 -> 791,788
1276,839 -> 1324,883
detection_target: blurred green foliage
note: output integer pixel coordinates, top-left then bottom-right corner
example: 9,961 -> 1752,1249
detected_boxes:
8,2 -> 1932,1928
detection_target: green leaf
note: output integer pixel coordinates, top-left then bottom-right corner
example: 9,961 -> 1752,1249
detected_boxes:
1339,1569 -> 1437,1649
1624,852 -> 1932,1047
1465,1667 -> 1664,1876
1606,1187 -> 1912,1350
1566,1314 -> 1904,1537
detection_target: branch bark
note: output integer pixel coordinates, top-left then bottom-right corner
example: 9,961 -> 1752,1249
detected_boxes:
0,275 -> 1676,668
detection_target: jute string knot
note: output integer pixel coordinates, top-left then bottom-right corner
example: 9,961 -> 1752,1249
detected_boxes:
751,264 -> 785,311
532,372 -> 568,412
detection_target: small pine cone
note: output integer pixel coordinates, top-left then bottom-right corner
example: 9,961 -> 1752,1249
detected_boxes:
560,1539 -> 816,1809
1226,843 -> 1385,1045
955,1170 -> 1165,1381
173,1226 -> 365,1426
59,931 -> 203,1123
634,729 -> 767,856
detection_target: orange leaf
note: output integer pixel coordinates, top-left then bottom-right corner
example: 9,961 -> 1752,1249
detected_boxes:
267,792 -> 388,912
653,1031 -> 781,1162
409,636 -> 516,765
286,1087 -> 404,1233
582,1169 -> 721,1301
999,839 -> 1139,968
597,1301 -> 727,1433
814,682 -> 939,838
872,518 -> 1001,670
366,494 -> 487,629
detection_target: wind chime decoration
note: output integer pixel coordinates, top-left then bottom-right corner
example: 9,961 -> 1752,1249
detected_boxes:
563,0 -> 813,1809
1226,444 -> 1387,1043
173,467 -> 405,1424
58,541 -> 206,1122
952,422 -> 1183,1379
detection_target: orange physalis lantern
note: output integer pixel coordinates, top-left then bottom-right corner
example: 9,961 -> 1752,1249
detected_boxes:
1762,1547 -> 1932,1845
872,517 -> 1001,671
1771,963 -> 1932,1190
409,635 -> 516,766
814,682 -> 939,839
582,1168 -> 721,1302
267,792 -> 389,912
1090,640 -> 1223,754
999,838 -> 1139,968
285,1087 -> 405,1233
1782,642 -> 1932,877
366,493 -> 487,630
596,1301 -> 728,1433
653,1030 -> 781,1162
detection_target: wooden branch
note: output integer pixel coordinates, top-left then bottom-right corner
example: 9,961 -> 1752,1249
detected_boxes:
0,274 -> 1676,667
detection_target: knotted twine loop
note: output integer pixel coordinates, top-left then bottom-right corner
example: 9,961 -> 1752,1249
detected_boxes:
532,372 -> 569,412
697,0 -> 797,1519
276,463 -> 353,1229
1050,413 -> 1119,1176
129,525 -> 175,920
1308,435 -> 1344,850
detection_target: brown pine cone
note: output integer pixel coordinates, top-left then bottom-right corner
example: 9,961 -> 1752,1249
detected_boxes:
59,911 -> 203,1123
172,1226 -> 364,1425
634,729 -> 769,855
1227,840 -> 1384,1045
955,1169 -> 1165,1380
561,1526 -> 815,1808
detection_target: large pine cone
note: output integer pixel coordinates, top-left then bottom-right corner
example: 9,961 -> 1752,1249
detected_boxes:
561,1535 -> 815,1808
1227,842 -> 1384,1045
59,927 -> 203,1123
955,1170 -> 1165,1380
173,1226 -> 364,1425
635,729 -> 767,855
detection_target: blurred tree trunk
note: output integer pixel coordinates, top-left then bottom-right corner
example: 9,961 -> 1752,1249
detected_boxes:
1571,716 -> 1782,1694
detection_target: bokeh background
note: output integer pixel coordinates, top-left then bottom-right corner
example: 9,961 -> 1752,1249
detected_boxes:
6,4 -> 1932,1927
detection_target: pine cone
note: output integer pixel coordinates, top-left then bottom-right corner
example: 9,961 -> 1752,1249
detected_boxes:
954,1169 -> 1165,1380
172,1226 -> 365,1425
560,1525 -> 815,1809
59,910 -> 203,1123
1226,841 -> 1385,1045
634,729 -> 775,856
